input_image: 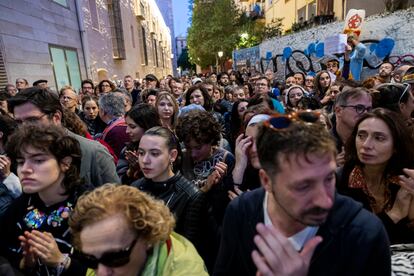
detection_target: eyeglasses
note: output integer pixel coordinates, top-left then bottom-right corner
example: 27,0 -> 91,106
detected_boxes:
263,111 -> 321,130
101,84 -> 111,87
15,113 -> 49,125
340,105 -> 372,115
77,238 -> 138,269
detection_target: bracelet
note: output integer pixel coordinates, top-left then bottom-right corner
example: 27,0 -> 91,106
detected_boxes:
56,254 -> 70,275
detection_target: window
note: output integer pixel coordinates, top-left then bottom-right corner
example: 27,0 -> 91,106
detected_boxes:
49,46 -> 81,91
160,42 -> 164,68
107,0 -> 126,59
152,37 -> 158,67
141,26 -> 148,65
307,1 -> 316,19
53,0 -> 68,7
297,6 -> 306,22
88,0 -> 99,29
131,25 -> 135,48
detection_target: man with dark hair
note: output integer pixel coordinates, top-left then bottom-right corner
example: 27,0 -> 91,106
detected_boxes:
217,72 -> 229,87
81,79 -> 95,96
214,115 -> 390,275
254,77 -> 285,114
378,61 -> 394,83
8,87 -> 120,187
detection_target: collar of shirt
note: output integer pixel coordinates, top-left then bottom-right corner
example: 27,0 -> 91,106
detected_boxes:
263,191 -> 319,251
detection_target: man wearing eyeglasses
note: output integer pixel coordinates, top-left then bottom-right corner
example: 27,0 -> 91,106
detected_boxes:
214,115 -> 390,275
332,88 -> 372,166
70,184 -> 208,276
8,87 -> 120,188
254,77 -> 285,114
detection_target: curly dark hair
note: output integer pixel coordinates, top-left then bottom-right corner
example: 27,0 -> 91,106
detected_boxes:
6,124 -> 82,195
176,110 -> 221,146
185,84 -> 213,111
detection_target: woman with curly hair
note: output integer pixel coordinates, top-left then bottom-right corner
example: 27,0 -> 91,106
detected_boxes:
176,110 -> 234,215
0,124 -> 87,275
69,184 -> 207,275
97,80 -> 115,94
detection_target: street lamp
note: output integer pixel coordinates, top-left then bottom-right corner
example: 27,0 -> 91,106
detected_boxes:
217,51 -> 224,72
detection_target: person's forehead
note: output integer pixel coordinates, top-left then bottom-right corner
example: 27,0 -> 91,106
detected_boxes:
82,83 -> 93,88
63,89 -> 76,96
346,94 -> 372,105
14,102 -> 44,118
80,215 -> 133,253
277,151 -> 336,178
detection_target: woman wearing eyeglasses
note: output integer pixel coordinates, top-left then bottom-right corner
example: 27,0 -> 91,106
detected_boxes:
98,80 -> 115,94
376,83 -> 414,138
69,184 -> 208,276
338,108 -> 414,244
0,124 -> 87,275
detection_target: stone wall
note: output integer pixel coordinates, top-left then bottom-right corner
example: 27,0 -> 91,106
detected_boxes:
0,0 -> 86,90
242,7 -> 414,80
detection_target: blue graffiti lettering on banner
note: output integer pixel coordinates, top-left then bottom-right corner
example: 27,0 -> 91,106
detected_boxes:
375,38 -> 395,58
315,42 -> 324,58
233,37 -> 397,80
283,47 -> 293,61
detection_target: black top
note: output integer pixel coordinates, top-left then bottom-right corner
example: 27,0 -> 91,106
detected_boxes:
0,192 -> 87,275
214,188 -> 391,276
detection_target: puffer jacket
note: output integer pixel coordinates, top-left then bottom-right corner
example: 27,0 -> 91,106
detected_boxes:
132,172 -> 207,249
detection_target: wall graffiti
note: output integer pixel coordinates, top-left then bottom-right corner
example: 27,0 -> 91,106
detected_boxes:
256,37 -> 397,80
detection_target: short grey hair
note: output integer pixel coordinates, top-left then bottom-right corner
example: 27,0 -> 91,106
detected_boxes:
99,93 -> 125,117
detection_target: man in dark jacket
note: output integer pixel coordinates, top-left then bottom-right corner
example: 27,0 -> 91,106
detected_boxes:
214,113 -> 390,276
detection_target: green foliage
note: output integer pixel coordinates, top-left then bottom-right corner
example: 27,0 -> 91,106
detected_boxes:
187,0 -> 239,68
188,0 -> 283,67
177,48 -> 195,71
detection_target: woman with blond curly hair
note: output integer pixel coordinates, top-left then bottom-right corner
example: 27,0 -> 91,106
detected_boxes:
69,184 -> 208,276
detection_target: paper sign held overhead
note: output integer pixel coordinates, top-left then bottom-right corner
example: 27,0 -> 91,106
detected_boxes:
324,34 -> 347,55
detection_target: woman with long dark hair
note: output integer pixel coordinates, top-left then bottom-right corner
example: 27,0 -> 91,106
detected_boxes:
338,108 -> 414,244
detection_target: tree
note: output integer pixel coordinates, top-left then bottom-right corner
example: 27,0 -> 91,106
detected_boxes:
187,0 -> 283,67
187,0 -> 240,68
177,48 -> 195,71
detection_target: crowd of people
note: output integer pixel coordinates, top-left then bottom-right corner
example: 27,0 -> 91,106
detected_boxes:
1,34 -> 414,275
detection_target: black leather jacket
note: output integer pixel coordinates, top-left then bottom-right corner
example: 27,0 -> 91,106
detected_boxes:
132,172 -> 207,248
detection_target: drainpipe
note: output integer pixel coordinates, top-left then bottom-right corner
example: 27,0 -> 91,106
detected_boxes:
74,0 -> 90,80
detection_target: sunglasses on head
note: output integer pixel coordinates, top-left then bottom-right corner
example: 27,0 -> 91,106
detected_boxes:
78,238 -> 138,269
263,110 -> 321,130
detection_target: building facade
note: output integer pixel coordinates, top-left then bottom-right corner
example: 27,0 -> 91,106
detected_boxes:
264,0 -> 387,33
0,0 -> 172,91
0,0 -> 86,91
155,0 -> 177,76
